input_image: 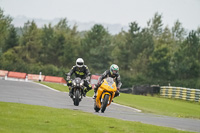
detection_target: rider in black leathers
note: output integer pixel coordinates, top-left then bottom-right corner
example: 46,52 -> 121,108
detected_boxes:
66,58 -> 92,97
93,64 -> 122,98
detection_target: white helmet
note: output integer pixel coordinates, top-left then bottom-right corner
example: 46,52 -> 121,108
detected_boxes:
76,58 -> 84,67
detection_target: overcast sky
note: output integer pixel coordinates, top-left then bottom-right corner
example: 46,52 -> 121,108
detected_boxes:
0,0 -> 200,30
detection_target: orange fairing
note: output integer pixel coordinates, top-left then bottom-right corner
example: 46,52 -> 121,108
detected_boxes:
100,79 -> 117,92
95,78 -> 117,109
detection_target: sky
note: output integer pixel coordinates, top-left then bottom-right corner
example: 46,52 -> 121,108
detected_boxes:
0,0 -> 200,31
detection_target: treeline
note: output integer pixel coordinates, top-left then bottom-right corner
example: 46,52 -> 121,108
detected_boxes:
0,8 -> 200,88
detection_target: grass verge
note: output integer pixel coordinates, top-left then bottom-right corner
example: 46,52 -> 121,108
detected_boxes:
114,93 -> 200,119
38,82 -> 200,119
0,102 -> 195,133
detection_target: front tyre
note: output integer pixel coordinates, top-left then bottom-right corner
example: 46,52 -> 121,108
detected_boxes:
74,89 -> 80,106
101,94 -> 109,113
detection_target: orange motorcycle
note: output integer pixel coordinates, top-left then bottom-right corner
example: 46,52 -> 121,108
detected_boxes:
94,77 -> 117,113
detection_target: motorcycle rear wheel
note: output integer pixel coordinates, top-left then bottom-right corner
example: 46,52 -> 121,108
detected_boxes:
101,94 -> 109,113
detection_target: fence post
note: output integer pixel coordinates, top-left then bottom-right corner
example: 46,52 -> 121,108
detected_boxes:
39,72 -> 42,82
5,73 -> 7,80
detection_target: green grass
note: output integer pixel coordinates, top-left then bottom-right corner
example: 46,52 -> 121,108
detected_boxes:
0,102 -> 195,133
114,94 -> 200,119
38,82 -> 200,119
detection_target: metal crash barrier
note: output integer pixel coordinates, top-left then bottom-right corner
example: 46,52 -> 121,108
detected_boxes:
160,86 -> 200,102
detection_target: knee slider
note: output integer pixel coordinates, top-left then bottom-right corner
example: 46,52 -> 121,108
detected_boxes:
88,84 -> 92,90
67,80 -> 72,86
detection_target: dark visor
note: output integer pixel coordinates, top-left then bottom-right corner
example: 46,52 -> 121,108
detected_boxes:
113,70 -> 118,73
77,62 -> 83,65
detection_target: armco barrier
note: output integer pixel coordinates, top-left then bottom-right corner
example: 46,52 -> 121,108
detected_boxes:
28,74 -> 45,81
0,69 -> 67,84
160,86 -> 200,102
7,71 -> 27,79
44,76 -> 66,84
0,70 -> 8,77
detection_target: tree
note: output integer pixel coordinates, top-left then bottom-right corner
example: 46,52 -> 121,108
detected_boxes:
186,31 -> 199,58
126,22 -> 141,59
197,27 -> 200,60
157,26 -> 173,46
54,18 -> 70,33
148,12 -> 163,39
19,21 -> 42,63
130,27 -> 154,76
172,20 -> 186,42
112,31 -> 126,66
173,30 -> 200,79
118,22 -> 141,70
61,24 -> 81,68
40,23 -> 55,64
81,24 -> 112,72
0,8 -> 12,55
49,18 -> 75,67
51,33 -> 65,66
0,47 -> 26,72
149,44 -> 171,80
3,25 -> 19,52
117,22 -> 154,72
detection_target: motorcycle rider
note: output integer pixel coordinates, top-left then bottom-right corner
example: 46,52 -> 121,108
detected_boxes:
66,58 -> 92,97
93,64 -> 122,99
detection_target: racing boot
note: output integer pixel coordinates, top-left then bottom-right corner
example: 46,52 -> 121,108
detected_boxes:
92,88 -> 97,99
92,92 -> 97,99
83,88 -> 88,97
92,85 -> 98,99
68,87 -> 73,98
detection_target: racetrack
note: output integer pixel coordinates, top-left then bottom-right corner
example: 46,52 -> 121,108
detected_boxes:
0,79 -> 200,132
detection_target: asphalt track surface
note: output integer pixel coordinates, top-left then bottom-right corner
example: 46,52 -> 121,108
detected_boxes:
0,80 -> 200,132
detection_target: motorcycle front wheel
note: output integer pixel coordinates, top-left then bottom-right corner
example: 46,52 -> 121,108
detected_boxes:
101,94 -> 109,113
74,89 -> 80,106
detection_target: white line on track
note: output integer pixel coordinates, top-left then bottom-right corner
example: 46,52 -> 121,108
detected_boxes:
32,82 -> 60,92
33,81 -> 142,112
112,102 -> 141,112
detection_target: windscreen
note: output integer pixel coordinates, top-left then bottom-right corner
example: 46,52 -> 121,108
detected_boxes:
105,77 -> 114,86
90,79 -> 98,84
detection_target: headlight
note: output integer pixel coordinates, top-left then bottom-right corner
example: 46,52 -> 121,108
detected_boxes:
80,81 -> 84,86
73,81 -> 76,86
